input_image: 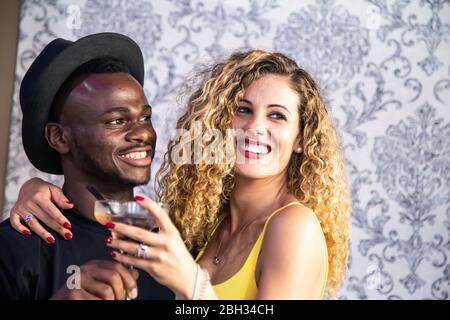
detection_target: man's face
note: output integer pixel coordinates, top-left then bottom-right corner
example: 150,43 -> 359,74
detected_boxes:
58,72 -> 156,188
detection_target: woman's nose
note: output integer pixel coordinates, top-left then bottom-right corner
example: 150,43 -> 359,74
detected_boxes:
245,115 -> 267,137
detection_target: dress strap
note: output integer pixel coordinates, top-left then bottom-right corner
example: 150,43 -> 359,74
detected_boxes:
208,214 -> 227,241
195,213 -> 227,262
261,201 -> 303,234
195,201 -> 303,262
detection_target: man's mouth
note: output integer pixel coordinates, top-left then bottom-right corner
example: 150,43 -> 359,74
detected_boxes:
116,147 -> 153,167
119,151 -> 149,160
241,138 -> 272,159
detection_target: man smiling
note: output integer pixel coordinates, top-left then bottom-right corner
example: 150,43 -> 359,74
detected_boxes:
0,33 -> 173,300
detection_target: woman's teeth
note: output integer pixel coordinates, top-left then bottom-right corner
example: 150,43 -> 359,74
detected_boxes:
120,151 -> 148,159
244,144 -> 270,154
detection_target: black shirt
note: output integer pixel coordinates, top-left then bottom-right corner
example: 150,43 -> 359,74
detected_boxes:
0,210 -> 174,300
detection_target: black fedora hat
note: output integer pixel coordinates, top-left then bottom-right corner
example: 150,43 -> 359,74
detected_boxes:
20,32 -> 144,175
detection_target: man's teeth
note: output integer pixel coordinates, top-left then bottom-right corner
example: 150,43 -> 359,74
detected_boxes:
244,144 -> 269,154
120,151 -> 148,159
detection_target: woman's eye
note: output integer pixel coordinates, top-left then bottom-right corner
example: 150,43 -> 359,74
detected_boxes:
237,106 -> 251,114
270,112 -> 286,120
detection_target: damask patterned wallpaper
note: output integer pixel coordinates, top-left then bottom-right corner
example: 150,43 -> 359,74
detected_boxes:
3,0 -> 449,299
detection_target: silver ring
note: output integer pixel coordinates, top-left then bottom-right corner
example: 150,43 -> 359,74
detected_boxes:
23,213 -> 34,224
137,243 -> 149,259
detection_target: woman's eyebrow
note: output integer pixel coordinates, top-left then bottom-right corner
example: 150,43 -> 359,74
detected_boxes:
240,98 -> 253,105
240,98 -> 291,114
268,104 -> 291,114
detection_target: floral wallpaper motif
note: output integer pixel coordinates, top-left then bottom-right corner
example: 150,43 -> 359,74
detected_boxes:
3,0 -> 449,299
370,102 -> 449,294
274,0 -> 370,92
368,0 -> 450,76
74,0 -> 162,59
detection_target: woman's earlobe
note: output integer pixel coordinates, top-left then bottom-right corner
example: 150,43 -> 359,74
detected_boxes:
294,139 -> 303,153
294,135 -> 302,154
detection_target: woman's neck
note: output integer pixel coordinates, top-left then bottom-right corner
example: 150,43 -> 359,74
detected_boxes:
228,173 -> 292,232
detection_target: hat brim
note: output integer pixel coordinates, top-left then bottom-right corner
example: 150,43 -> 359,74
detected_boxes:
22,33 -> 144,174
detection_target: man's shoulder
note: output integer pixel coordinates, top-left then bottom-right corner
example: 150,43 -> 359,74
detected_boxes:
0,218 -> 42,260
0,218 -> 33,240
0,219 -> 44,299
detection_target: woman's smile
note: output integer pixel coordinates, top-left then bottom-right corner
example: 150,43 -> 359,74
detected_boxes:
237,137 -> 272,160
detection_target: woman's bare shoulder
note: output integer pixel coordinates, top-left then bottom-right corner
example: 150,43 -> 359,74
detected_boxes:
262,202 -> 327,259
268,203 -> 321,235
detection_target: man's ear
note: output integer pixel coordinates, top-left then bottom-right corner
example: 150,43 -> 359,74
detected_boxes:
45,122 -> 70,154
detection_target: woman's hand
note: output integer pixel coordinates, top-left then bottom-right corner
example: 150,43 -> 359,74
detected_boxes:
104,195 -> 198,299
10,177 -> 74,244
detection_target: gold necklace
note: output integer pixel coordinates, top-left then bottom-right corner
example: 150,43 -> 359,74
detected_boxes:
212,215 -> 260,265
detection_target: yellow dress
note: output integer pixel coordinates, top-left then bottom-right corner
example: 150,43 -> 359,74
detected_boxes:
195,202 -> 328,299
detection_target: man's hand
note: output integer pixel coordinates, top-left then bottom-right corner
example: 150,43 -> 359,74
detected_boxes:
50,260 -> 139,300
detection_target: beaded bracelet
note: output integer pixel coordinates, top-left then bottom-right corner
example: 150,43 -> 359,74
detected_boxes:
191,265 -> 210,300
191,264 -> 200,300
197,267 -> 210,300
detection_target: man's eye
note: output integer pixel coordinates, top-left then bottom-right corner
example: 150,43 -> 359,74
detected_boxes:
140,115 -> 152,122
107,119 -> 126,125
270,112 -> 286,120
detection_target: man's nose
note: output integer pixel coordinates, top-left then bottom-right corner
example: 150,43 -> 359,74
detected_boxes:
125,122 -> 154,143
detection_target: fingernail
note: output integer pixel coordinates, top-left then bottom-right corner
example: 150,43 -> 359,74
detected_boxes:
22,230 -> 31,236
104,236 -> 112,244
66,200 -> 73,206
129,288 -> 138,299
105,222 -> 115,229
63,222 -> 72,229
47,236 -> 55,245
110,251 -> 117,258
134,195 -> 145,202
64,232 -> 73,240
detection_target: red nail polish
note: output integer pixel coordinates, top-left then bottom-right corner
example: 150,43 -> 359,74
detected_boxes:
66,200 -> 73,205
105,222 -> 115,229
63,222 -> 72,229
65,232 -> 73,240
110,251 -> 117,258
135,195 -> 145,202
22,230 -> 31,236
104,236 -> 112,244
47,236 -> 55,245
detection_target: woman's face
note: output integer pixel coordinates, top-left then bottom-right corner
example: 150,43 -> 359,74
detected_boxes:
232,74 -> 301,179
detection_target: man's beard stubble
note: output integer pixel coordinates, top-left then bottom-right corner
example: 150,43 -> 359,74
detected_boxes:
71,136 -> 150,190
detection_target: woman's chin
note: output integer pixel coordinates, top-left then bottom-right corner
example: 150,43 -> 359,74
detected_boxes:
234,165 -> 276,180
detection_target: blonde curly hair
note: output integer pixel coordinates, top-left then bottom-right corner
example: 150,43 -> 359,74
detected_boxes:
156,50 -> 351,297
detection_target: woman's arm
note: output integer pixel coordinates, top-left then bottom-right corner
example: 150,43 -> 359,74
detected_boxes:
9,177 -> 74,243
256,205 -> 328,299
